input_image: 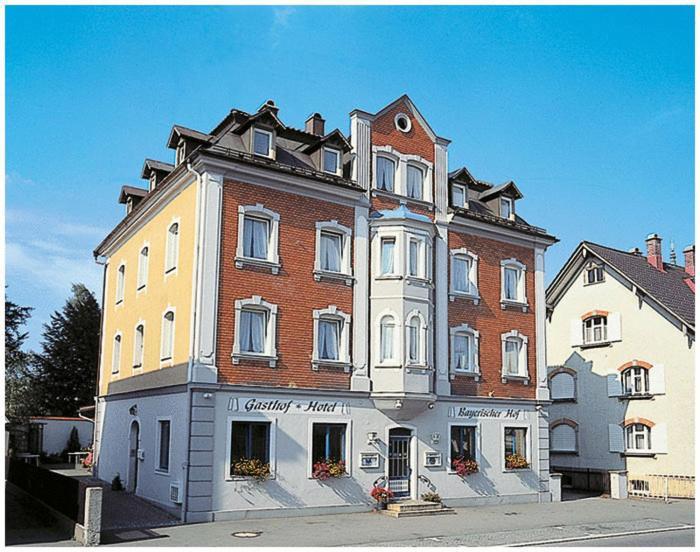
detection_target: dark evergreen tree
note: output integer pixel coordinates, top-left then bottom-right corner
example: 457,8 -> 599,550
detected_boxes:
32,284 -> 101,416
5,294 -> 35,421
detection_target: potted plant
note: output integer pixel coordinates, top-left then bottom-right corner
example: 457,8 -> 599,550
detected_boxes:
370,485 -> 394,510
452,456 -> 479,477
421,491 -> 442,503
505,453 -> 529,470
312,459 -> 346,480
231,458 -> 271,481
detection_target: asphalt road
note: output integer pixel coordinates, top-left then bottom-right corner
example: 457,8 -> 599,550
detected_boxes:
549,528 -> 695,547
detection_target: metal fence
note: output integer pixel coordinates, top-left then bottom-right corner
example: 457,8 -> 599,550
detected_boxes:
628,474 -> 695,500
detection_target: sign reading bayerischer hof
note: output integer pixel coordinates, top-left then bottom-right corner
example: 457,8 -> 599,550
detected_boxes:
227,397 -> 350,415
448,406 -> 524,420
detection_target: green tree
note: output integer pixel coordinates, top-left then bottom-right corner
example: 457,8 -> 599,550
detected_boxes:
32,284 -> 101,416
5,295 -> 36,421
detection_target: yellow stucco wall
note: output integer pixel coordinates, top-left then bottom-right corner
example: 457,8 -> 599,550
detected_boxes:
99,180 -> 198,395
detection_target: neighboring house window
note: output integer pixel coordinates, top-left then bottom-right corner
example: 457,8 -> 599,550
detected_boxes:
450,324 -> 479,375
133,324 -> 144,368
622,366 -> 650,396
233,296 -> 278,366
625,423 -> 651,452
115,264 -> 125,304
450,249 -> 479,298
376,156 -> 395,192
450,425 -> 476,465
551,421 -> 577,453
586,265 -> 604,284
323,148 -> 341,175
380,237 -> 396,275
230,421 -> 270,477
500,197 -> 513,219
137,247 -> 149,290
504,427 -> 528,466
312,423 -> 346,463
236,205 -> 280,271
165,222 -> 179,273
406,164 -> 423,200
452,184 -> 466,208
314,221 -> 352,279
161,310 -> 175,360
501,259 -> 526,304
379,315 -> 396,363
501,331 -> 528,379
253,128 -> 273,157
157,419 -> 171,472
550,371 -> 576,400
112,334 -> 122,374
312,306 -> 351,370
583,315 -> 607,344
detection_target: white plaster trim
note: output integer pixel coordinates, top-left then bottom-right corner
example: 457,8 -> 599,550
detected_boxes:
232,296 -> 278,367
446,421 -> 481,474
160,306 -> 176,365
311,306 -> 352,371
251,127 -> 274,159
111,331 -> 122,375
225,415 -> 278,480
501,422 -> 532,472
136,241 -> 150,292
164,217 -> 181,277
351,206 -> 371,390
322,147 -> 342,177
501,330 -> 529,382
115,261 -> 126,305
376,309 -> 400,366
314,220 -> 353,282
405,310 -> 429,367
132,320 -> 145,371
372,145 -> 434,203
449,248 -> 479,303
500,258 -> 528,307
450,323 -> 480,378
394,112 -> 412,133
235,204 -> 281,273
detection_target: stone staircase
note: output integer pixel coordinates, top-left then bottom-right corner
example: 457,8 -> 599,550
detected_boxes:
382,500 -> 455,518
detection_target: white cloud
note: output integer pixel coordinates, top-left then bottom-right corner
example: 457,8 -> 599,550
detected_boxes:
6,208 -> 107,239
270,7 -> 296,47
5,172 -> 37,187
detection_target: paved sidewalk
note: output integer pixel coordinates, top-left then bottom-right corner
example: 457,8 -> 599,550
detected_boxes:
5,483 -> 74,546
103,496 -> 694,547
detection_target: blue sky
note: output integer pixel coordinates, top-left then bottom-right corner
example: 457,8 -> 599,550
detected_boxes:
6,5 -> 694,350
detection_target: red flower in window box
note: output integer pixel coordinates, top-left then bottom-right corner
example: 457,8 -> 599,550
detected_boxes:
312,459 -> 346,480
452,456 -> 479,477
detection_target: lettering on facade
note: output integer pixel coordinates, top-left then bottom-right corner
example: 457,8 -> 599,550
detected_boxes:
448,406 -> 524,420
227,397 -> 349,415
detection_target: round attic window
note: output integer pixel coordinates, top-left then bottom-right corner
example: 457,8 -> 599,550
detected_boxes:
394,113 -> 412,133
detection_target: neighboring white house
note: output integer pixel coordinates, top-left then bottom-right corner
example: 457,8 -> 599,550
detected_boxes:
29,416 -> 93,455
546,235 -> 694,496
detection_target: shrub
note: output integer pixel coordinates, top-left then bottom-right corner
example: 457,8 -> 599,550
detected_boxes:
421,491 -> 442,503
66,427 -> 81,453
112,473 -> 124,491
505,453 -> 529,470
312,459 -> 346,480
231,458 -> 271,481
452,456 -> 479,477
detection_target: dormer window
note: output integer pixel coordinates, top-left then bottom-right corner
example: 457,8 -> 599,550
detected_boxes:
452,184 -> 467,208
176,141 -> 186,165
323,148 -> 341,176
149,172 -> 157,191
253,128 -> 273,157
500,197 -> 514,219
406,165 -> 423,200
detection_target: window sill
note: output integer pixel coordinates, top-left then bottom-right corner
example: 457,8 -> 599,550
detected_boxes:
115,300 -> 124,306
311,360 -> 352,373
154,469 -> 170,476
503,467 -> 531,473
449,292 -> 480,305
235,256 -> 281,275
375,363 -> 402,369
376,274 -> 403,281
501,374 -> 530,385
406,364 -> 433,373
551,450 -> 578,456
578,341 -> 612,350
227,474 -> 276,482
621,451 -> 656,458
371,189 -> 435,210
132,364 -> 143,370
583,280 -> 605,286
164,266 -> 177,276
500,300 -> 529,313
406,276 -> 432,287
618,393 -> 654,401
313,270 -> 354,286
137,285 -> 146,292
451,370 -> 480,381
233,352 -> 277,368
160,356 -> 172,362
551,397 -> 576,403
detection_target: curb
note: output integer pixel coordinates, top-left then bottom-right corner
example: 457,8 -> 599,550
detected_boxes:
511,524 -> 695,547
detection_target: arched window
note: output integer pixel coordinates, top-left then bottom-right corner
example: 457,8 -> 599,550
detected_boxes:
379,315 -> 395,362
622,366 -> 650,396
133,324 -> 145,368
115,264 -> 125,304
550,370 -> 576,400
112,334 -> 122,374
165,223 -> 179,273
406,314 -> 425,365
551,421 -> 577,452
583,315 -> 607,344
137,246 -> 149,289
161,311 -> 175,360
406,164 -> 424,200
625,423 -> 651,452
376,156 -> 395,192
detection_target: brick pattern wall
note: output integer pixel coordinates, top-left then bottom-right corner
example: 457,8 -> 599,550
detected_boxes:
447,231 -> 537,399
216,179 -> 354,390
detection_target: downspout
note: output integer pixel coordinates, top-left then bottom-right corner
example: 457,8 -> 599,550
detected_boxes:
91,255 -> 108,478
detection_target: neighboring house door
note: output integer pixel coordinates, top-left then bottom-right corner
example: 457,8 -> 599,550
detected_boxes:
127,421 -> 140,493
388,428 -> 412,498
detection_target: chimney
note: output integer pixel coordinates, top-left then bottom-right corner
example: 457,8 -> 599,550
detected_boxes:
645,233 -> 664,271
670,241 -> 677,265
629,247 -> 642,256
258,99 -> 279,115
683,245 -> 695,277
305,113 -> 325,136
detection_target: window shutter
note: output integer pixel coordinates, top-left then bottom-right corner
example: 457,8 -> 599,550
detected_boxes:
651,423 -> 668,454
608,424 -> 624,452
570,319 -> 582,347
608,312 -> 622,342
551,373 -> 575,399
552,425 -> 576,451
607,373 -> 622,397
649,364 -> 665,395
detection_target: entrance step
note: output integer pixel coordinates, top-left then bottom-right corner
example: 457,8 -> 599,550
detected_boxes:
382,500 -> 455,518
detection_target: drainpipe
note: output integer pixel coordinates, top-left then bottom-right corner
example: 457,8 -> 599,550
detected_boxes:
91,255 -> 108,478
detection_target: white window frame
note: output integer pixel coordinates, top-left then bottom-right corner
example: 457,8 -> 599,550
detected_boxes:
160,308 -> 176,363
450,324 -> 480,378
625,423 -> 652,452
449,248 -> 479,302
501,423 -> 531,472
405,231 -> 431,282
133,322 -> 145,370
312,306 -> 351,371
374,153 -> 397,193
112,332 -> 122,375
378,235 -> 398,277
372,145 -> 434,203
164,219 -> 180,276
235,204 -> 281,273
252,127 -> 273,158
137,243 -> 149,291
232,296 -> 278,367
622,366 -> 650,396
154,416 -> 172,475
115,262 -> 126,304
377,311 -> 399,367
447,421 -> 481,474
582,315 -> 608,345
226,415 -> 278,481
176,140 -> 186,165
550,421 -> 578,453
322,147 -> 342,176
500,196 -> 514,220
501,330 -> 529,382
405,310 -> 428,368
405,162 -> 425,201
584,262 -> 605,285
500,258 -> 527,307
451,184 -> 467,209
314,220 -> 353,284
306,418 -> 353,478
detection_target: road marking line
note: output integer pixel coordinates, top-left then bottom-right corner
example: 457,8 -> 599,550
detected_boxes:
511,524 -> 695,547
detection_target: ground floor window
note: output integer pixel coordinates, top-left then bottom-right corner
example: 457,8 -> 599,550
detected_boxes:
504,427 -> 529,469
230,421 -> 271,478
311,423 -> 347,479
450,425 -> 476,463
157,419 -> 170,472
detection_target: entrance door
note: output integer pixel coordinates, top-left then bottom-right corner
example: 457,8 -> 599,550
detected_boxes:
127,421 -> 140,493
388,428 -> 412,498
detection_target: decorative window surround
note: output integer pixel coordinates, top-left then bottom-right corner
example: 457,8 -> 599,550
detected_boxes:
583,261 -> 605,286
501,330 -> 529,384
394,112 -> 412,133
449,248 -> 479,303
376,310 -> 400,367
449,324 -> 480,380
405,231 -> 432,283
160,308 -> 176,364
232,296 -> 278,367
311,305 -> 351,372
405,310 -> 429,368
132,321 -> 145,371
314,220 -> 353,285
372,145 -> 434,204
164,219 -> 180,276
226,416 -> 277,481
235,204 -> 281,274
501,424 -> 531,472
500,258 -> 528,311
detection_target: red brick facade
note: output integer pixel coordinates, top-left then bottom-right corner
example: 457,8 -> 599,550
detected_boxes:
371,100 -> 435,163
447,230 -> 537,399
216,179 -> 354,390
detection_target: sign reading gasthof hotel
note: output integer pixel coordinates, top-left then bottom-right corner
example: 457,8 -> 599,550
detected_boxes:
227,397 -> 349,415
448,406 -> 524,420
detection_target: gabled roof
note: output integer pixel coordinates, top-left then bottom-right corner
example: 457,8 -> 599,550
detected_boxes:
141,159 -> 174,179
302,128 -> 352,153
479,180 -> 523,201
118,185 -> 148,204
448,167 -> 480,185
547,241 -> 695,330
167,125 -> 213,148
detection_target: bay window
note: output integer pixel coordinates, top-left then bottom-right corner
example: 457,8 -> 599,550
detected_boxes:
379,315 -> 396,363
406,312 -> 427,366
133,324 -> 144,369
380,238 -> 396,275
